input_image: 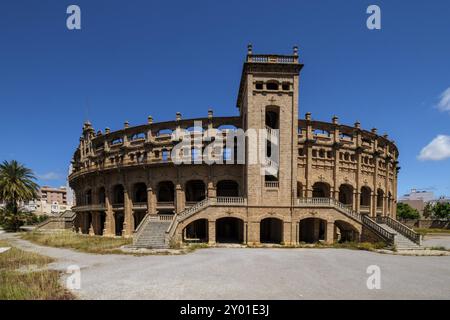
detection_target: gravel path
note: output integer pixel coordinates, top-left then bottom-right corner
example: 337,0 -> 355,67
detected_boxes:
2,233 -> 450,300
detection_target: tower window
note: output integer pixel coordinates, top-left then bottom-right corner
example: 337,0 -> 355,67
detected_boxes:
282,83 -> 290,90
266,82 -> 279,90
255,82 -> 263,90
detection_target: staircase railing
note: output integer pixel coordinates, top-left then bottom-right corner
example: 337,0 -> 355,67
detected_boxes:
297,198 -> 362,222
362,215 -> 396,245
376,216 -> 421,245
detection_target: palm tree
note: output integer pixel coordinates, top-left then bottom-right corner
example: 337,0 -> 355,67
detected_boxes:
0,160 -> 39,230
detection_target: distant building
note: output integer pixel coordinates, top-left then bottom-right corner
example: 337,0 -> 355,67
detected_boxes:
400,189 -> 435,202
25,186 -> 72,216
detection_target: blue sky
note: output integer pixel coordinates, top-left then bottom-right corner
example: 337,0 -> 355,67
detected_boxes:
0,0 -> 449,198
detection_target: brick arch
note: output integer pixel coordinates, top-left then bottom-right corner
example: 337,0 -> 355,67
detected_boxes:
258,213 -> 287,222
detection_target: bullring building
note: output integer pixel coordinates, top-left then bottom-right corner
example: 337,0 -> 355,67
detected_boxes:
69,45 -> 421,249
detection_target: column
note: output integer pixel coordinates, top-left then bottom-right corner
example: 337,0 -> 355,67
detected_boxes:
326,221 -> 335,244
88,212 -> 95,236
370,192 -> 376,217
354,191 -> 360,212
103,187 -> 115,236
147,186 -> 156,216
123,188 -> 134,237
175,184 -> 185,213
208,220 -> 216,245
207,181 -> 216,199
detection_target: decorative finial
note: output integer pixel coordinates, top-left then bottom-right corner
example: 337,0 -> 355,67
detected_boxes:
105,127 -> 110,134
148,116 -> 153,124
124,121 -> 129,128
383,133 -> 388,139
208,109 -> 213,119
371,128 -> 377,134
332,115 -> 339,124
247,43 -> 253,55
354,121 -> 361,129
176,112 -> 181,121
305,112 -> 311,121
293,45 -> 298,56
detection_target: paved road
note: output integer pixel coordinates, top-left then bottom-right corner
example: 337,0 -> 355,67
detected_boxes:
423,234 -> 450,250
2,234 -> 450,300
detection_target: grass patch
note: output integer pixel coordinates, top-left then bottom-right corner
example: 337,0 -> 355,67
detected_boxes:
0,240 -> 74,300
414,228 -> 450,235
21,231 -> 132,254
185,243 -> 209,252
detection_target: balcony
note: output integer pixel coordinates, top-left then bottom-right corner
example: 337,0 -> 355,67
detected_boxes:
73,204 -> 106,212
265,181 -> 279,188
132,202 -> 147,210
156,201 -> 175,209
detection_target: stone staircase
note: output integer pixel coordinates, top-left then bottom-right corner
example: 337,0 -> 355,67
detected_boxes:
377,223 -> 422,250
133,218 -> 171,249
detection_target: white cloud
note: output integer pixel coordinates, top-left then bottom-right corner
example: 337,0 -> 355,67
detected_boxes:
38,172 -> 63,180
418,135 -> 450,161
437,87 -> 450,113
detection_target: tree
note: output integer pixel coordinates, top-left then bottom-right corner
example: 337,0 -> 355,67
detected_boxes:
432,202 -> 450,220
0,160 -> 39,231
423,202 -> 433,218
396,202 -> 420,219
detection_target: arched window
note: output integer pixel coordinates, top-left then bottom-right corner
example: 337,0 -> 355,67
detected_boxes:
157,181 -> 174,202
216,180 -> 239,197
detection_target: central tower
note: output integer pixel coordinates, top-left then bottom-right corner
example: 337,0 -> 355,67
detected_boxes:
236,45 -> 304,207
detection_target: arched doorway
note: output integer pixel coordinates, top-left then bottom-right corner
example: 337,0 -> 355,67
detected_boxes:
299,218 -> 326,243
216,180 -> 239,197
114,212 -> 124,236
216,217 -> 244,243
185,180 -> 206,202
95,212 -> 105,235
98,187 -> 106,205
133,183 -> 147,203
360,186 -> 371,213
339,184 -> 354,207
334,220 -> 360,242
112,184 -> 124,204
184,219 -> 208,243
260,218 -> 283,244
377,189 -> 384,216
312,182 -> 330,198
157,181 -> 174,202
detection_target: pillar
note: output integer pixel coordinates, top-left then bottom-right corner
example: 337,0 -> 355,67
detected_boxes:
247,221 -> 260,244
326,221 -> 335,244
208,220 -> 216,245
175,184 -> 185,213
371,192 -> 376,217
103,187 -> 115,236
207,181 -> 216,198
123,188 -> 134,237
147,187 -> 156,215
354,191 -> 360,212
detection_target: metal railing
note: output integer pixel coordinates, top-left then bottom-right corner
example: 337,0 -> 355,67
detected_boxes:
362,215 -> 396,245
376,216 -> 421,245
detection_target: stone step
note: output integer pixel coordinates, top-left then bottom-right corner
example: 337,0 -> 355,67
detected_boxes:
133,220 -> 171,249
